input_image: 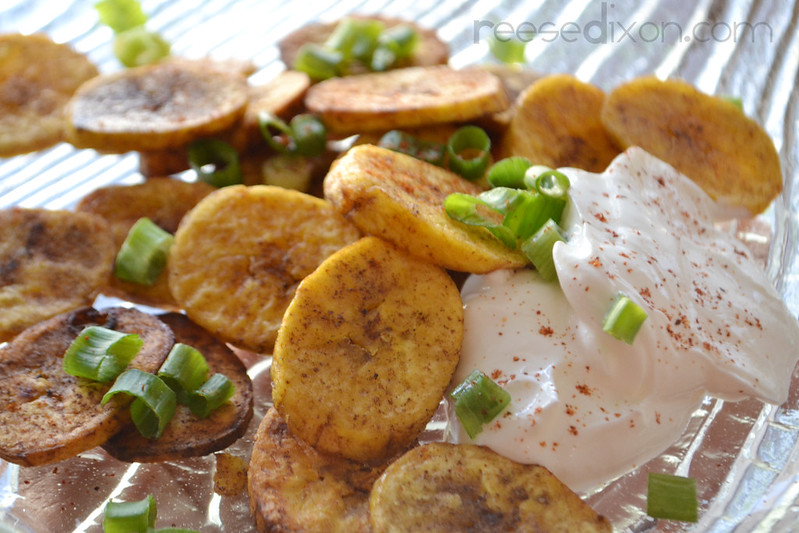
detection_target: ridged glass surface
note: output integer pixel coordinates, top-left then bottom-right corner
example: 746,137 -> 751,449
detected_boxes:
1,1 -> 798,531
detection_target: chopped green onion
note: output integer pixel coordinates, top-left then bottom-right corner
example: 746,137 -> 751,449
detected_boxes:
115,217 -> 173,286
446,125 -> 491,181
289,114 -> 327,157
188,373 -> 236,418
487,156 -> 532,188
63,326 -> 143,383
103,368 -> 177,439
325,17 -> 384,62
449,370 -> 511,439
521,219 -> 564,282
522,165 -> 555,190
444,193 -> 517,248
378,24 -> 418,59
293,43 -> 343,81
646,473 -> 699,522
477,187 -> 523,215
378,130 -> 446,167
370,45 -> 397,72
258,112 -> 295,153
187,139 -> 242,188
157,343 -> 209,405
488,34 -> 527,64
534,169 -> 571,200
95,0 -> 147,33
603,293 -> 648,345
113,26 -> 170,67
102,494 -> 157,533
500,189 -> 548,241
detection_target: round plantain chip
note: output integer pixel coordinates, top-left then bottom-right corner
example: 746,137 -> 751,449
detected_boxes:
65,59 -> 249,153
0,306 -> 174,467
271,236 -> 463,463
76,177 -> 216,309
248,407 -> 388,533
304,65 -> 509,135
0,207 -> 115,342
323,144 -> 528,273
601,75 -> 782,215
497,74 -> 621,172
278,15 -> 449,74
0,33 -> 98,157
369,442 -> 613,533
168,184 -> 360,353
102,312 -> 253,462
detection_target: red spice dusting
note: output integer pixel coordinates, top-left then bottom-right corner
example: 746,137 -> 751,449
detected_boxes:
565,404 -> 576,416
655,412 -> 661,424
594,212 -> 608,223
576,383 -> 592,396
539,441 -> 546,447
539,326 -> 554,336
589,257 -> 601,268
490,369 -> 502,380
568,425 -> 578,436
512,356 -> 520,362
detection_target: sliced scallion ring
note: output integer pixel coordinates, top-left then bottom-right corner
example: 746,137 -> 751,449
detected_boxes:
326,17 -> 384,62
257,111 -> 295,153
646,472 -> 699,522
157,343 -> 209,405
520,219 -> 564,282
487,156 -> 532,189
501,189 -> 550,241
102,368 -> 177,439
378,24 -> 418,59
289,114 -> 327,157
63,326 -> 143,382
446,125 -> 491,181
102,494 -> 157,533
522,164 -> 555,190
95,0 -> 148,34
535,169 -> 571,200
488,34 -> 527,64
445,192 -> 517,248
187,139 -> 242,188
293,43 -> 343,81
603,293 -> 648,345
113,26 -> 170,68
449,369 -> 511,439
188,373 -> 236,418
114,217 -> 173,286
370,45 -> 397,72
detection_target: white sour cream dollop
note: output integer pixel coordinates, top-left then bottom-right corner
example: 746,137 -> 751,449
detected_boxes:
445,147 -> 799,493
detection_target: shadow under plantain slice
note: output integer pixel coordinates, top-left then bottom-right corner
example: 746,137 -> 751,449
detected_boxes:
0,306 -> 174,467
601,75 -> 781,215
248,407 -> 389,533
271,237 -> 462,463
323,144 -> 527,273
305,65 -> 509,135
497,74 -> 621,172
0,33 -> 98,157
369,442 -> 613,533
168,185 -> 361,353
102,312 -> 253,462
76,177 -> 215,309
0,207 -> 115,342
65,60 -> 249,153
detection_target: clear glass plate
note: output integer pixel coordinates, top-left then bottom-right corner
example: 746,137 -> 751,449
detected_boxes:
2,0 -> 799,531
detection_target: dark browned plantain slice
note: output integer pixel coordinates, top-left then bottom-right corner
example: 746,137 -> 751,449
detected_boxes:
369,442 -> 613,533
0,306 -> 174,467
248,407 -> 387,533
0,207 -> 115,342
65,60 -> 249,153
102,312 -> 253,462
75,177 -> 216,309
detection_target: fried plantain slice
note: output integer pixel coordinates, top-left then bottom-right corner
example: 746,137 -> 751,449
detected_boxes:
248,407 -> 387,533
0,306 -> 174,467
497,74 -> 621,172
601,75 -> 782,214
0,33 -> 98,157
323,144 -> 527,273
466,64 -> 545,134
305,65 -> 509,135
278,15 -> 449,74
370,442 -> 613,533
75,177 -> 215,309
65,59 -> 249,153
169,184 -> 360,353
102,312 -> 253,462
0,207 -> 115,342
271,236 -> 462,463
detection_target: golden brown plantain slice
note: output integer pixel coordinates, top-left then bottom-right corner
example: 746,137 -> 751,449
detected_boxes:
601,75 -> 782,214
278,15 -> 449,74
305,65 -> 509,135
169,184 -> 360,353
0,207 -> 115,342
102,312 -> 253,462
248,407 -> 387,533
0,33 -> 98,157
271,236 -> 462,463
75,177 -> 215,309
370,442 -> 613,533
65,60 -> 249,153
323,144 -> 527,273
0,306 -> 174,467
497,74 -> 621,172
